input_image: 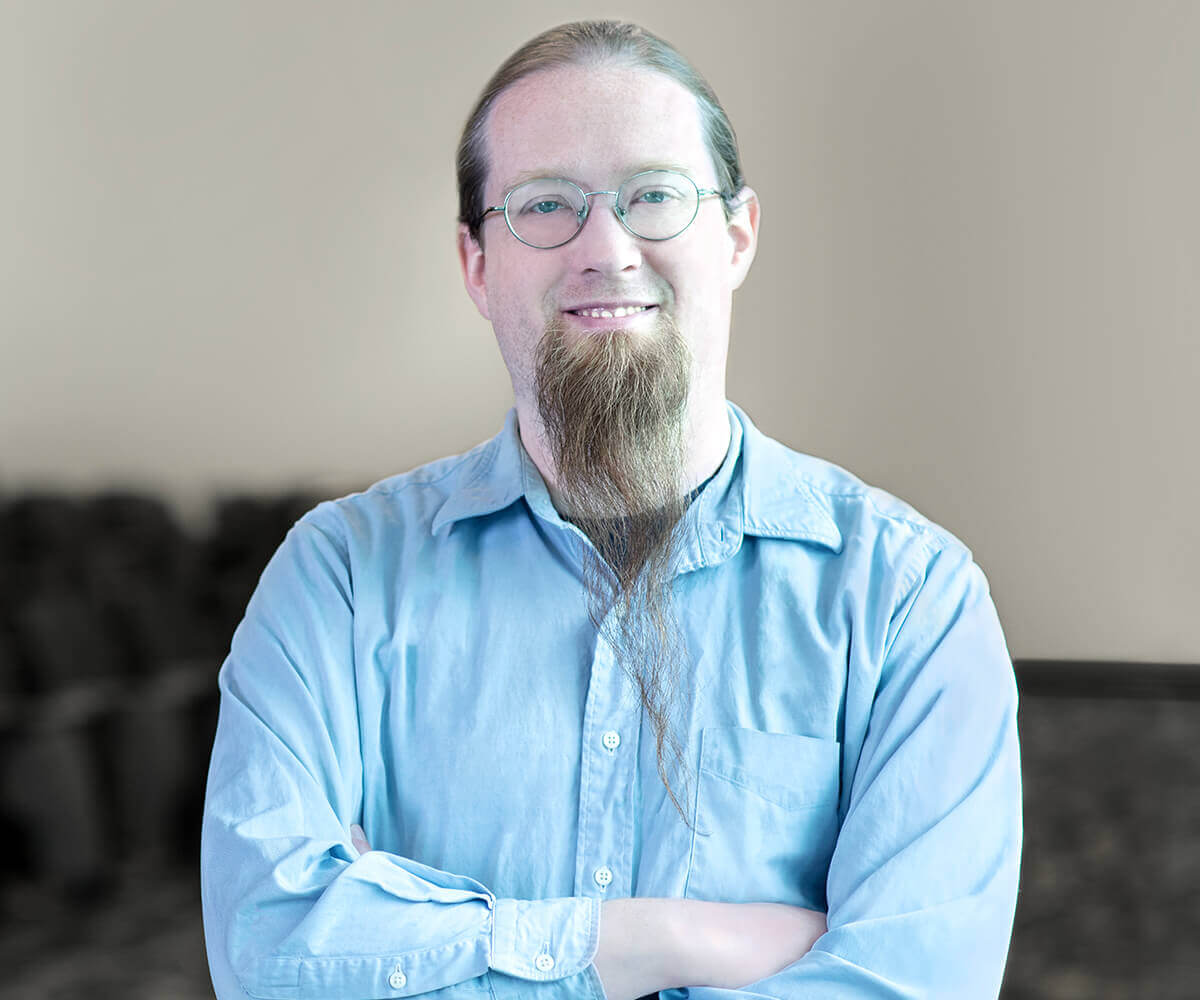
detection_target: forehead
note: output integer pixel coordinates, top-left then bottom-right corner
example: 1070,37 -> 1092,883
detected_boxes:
485,63 -> 712,195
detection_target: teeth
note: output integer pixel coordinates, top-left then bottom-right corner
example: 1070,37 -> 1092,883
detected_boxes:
574,305 -> 651,318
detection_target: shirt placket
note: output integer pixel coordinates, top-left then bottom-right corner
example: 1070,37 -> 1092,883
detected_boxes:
574,602 -> 641,903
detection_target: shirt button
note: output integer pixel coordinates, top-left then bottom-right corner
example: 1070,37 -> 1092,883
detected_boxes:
388,964 -> 407,989
593,865 -> 613,888
602,730 -> 620,751
534,952 -> 556,972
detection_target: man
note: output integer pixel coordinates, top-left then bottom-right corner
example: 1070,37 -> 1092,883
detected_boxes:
201,20 -> 1021,1000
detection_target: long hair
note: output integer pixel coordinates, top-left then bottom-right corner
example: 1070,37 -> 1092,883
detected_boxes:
456,20 -> 745,242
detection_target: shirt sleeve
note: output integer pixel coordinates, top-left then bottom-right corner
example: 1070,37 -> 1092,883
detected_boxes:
200,516 -> 605,1000
665,540 -> 1023,1000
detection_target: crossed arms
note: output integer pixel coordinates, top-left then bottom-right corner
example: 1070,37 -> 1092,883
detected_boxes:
201,517 -> 1021,1000
349,824 -> 828,999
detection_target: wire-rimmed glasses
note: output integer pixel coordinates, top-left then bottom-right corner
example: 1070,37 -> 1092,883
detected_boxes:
480,169 -> 726,249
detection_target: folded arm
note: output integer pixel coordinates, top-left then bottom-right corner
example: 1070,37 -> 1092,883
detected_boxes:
663,542 -> 1023,1000
200,518 -> 605,1000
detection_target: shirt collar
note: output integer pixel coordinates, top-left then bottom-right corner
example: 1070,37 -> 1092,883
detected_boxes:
428,406 -> 527,535
731,400 -> 843,552
431,401 -> 842,563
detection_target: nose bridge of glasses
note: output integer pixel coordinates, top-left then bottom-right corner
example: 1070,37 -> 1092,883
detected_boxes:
581,189 -> 623,220
576,188 -> 638,242
567,190 -> 644,266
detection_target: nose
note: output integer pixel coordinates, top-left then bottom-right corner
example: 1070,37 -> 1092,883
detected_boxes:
566,192 -> 643,276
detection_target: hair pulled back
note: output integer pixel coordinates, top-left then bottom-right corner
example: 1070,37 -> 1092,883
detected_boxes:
456,20 -> 745,242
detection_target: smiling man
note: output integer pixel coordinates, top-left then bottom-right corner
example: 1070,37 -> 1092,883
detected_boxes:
202,20 -> 1022,1000
458,55 -> 761,836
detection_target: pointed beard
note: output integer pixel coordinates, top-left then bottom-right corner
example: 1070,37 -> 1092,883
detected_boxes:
533,311 -> 698,828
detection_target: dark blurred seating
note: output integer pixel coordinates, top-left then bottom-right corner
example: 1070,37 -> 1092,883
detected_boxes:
0,489 -> 323,896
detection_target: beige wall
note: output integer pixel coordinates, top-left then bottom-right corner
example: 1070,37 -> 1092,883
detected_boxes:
2,1 -> 1197,662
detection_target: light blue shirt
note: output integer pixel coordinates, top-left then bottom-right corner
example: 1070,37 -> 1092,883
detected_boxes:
201,400 -> 1021,1000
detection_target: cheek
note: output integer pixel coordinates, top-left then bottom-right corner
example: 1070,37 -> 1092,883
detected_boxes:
487,256 -> 553,319
483,264 -> 551,364
672,252 -> 733,317
666,250 -> 734,366
673,226 -> 735,291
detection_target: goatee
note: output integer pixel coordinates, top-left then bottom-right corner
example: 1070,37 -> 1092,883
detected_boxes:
533,311 -> 698,828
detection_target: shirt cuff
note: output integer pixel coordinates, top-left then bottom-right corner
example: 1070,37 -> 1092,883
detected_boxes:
489,964 -> 607,1000
488,895 -> 602,981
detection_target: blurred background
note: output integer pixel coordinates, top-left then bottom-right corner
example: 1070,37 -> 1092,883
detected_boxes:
1,1 -> 1197,997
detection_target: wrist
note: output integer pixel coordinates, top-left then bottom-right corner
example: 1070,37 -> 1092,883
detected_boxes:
594,897 -> 691,998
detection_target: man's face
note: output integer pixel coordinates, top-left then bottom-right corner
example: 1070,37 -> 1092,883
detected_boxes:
459,62 -> 758,444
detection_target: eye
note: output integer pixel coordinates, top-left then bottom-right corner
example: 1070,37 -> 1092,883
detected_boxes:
520,198 -> 570,216
630,186 -> 683,206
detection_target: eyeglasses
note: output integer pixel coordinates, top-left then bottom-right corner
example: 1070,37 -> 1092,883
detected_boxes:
480,169 -> 726,249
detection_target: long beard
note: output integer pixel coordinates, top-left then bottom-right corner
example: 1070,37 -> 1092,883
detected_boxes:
533,312 -> 698,827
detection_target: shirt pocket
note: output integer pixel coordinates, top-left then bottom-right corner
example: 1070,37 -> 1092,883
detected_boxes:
683,726 -> 841,910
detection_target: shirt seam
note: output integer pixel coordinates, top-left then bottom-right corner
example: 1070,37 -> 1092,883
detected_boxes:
824,487 -> 951,542
289,516 -> 366,833
881,533 -> 950,664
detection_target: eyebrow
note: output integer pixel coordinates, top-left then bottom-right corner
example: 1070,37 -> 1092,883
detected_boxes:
496,163 -> 699,195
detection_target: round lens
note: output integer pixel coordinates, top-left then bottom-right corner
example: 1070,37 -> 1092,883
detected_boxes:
505,179 -> 587,248
617,171 -> 699,240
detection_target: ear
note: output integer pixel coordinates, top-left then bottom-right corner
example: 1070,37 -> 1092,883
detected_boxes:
458,223 -> 491,321
726,187 -> 760,291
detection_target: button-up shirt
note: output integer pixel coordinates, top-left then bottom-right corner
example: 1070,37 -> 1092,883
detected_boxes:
201,400 -> 1022,1000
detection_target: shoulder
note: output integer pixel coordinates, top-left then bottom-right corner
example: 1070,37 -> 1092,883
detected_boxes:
738,407 -> 971,576
291,436 -> 499,547
741,419 -> 1008,684
806,452 -> 965,566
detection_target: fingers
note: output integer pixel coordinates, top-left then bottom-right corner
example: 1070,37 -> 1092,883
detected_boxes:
349,823 -> 371,856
